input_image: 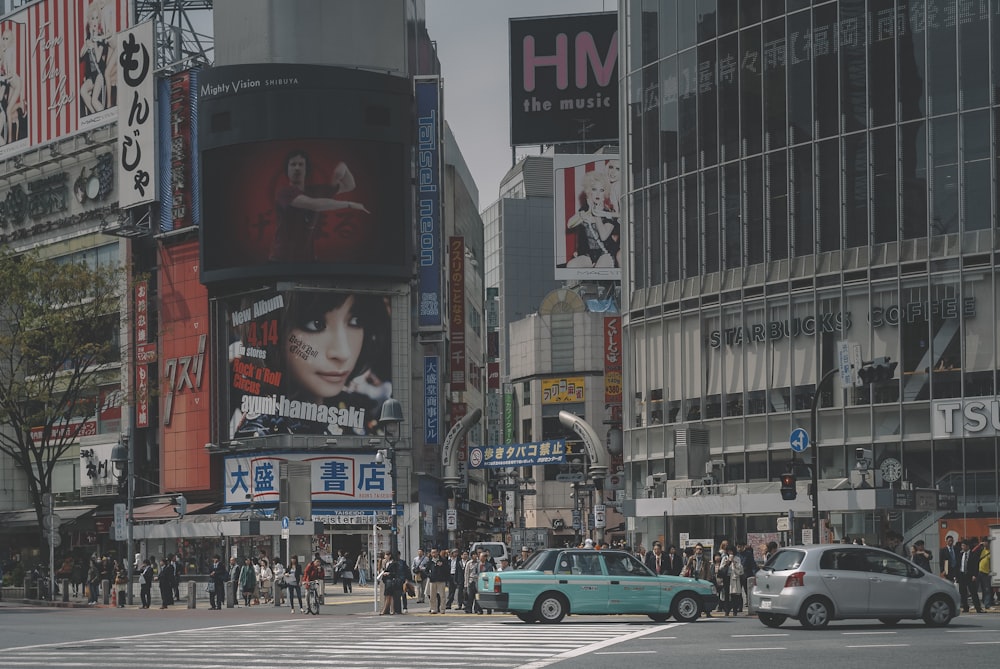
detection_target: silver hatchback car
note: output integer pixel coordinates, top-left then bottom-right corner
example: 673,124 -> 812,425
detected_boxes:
752,544 -> 960,629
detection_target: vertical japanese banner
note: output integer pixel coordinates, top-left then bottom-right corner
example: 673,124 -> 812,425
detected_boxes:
448,236 -> 466,390
415,77 -> 443,329
424,355 -> 439,445
134,280 -> 149,427
169,71 -> 191,229
503,383 -> 514,443
116,20 -> 156,208
487,362 -> 500,391
604,316 -> 622,405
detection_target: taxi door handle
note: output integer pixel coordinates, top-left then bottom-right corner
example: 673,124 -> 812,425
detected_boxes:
610,581 -> 620,585
559,580 -> 568,584
822,574 -> 837,580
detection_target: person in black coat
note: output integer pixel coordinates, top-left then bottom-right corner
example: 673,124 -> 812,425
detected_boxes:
667,545 -> 685,576
644,542 -> 669,575
939,535 -> 959,581
207,555 -> 228,610
156,558 -> 173,608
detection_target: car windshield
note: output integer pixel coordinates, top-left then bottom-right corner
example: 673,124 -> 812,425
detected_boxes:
764,549 -> 805,571
521,550 -> 558,573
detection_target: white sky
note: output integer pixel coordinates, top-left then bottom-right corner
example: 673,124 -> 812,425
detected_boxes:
425,0 -> 614,210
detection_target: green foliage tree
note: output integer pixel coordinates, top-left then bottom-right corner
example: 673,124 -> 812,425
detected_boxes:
0,249 -> 124,543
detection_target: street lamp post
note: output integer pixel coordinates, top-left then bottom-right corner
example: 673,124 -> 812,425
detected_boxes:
109,433 -> 134,605
378,398 -> 404,557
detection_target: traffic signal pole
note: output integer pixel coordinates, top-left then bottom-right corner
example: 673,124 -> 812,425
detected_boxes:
809,367 -> 840,543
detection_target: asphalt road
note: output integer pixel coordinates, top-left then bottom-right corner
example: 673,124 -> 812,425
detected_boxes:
1,594 -> 998,669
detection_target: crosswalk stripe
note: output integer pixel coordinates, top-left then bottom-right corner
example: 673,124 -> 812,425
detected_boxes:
1,620 -> 655,669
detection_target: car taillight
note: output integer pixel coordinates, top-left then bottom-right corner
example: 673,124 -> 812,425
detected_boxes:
784,572 -> 805,588
493,575 -> 502,594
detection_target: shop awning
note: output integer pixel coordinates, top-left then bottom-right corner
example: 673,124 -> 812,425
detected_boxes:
0,505 -> 97,532
132,501 -> 215,521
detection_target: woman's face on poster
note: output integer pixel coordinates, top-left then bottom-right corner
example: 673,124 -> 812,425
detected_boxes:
286,295 -> 364,401
605,160 -> 620,183
586,179 -> 607,209
88,6 -> 103,36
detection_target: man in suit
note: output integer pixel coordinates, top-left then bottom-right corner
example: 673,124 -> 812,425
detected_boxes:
957,540 -> 984,613
207,555 -> 228,610
667,545 -> 685,576
940,535 -> 959,581
644,542 -> 669,575
684,544 -> 713,616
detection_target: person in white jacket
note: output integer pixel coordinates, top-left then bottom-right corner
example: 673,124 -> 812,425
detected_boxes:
718,546 -> 745,616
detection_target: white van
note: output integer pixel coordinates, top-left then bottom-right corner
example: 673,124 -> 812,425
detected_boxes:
470,541 -> 510,565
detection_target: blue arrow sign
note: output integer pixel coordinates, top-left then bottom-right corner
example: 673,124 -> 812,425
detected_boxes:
281,516 -> 289,529
790,428 -> 810,453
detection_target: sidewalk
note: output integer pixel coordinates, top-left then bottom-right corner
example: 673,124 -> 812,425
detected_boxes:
2,582 -> 379,610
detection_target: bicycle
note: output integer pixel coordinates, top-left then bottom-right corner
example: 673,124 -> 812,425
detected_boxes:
305,580 -> 321,615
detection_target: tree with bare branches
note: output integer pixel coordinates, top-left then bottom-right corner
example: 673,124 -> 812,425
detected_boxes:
0,249 -> 124,545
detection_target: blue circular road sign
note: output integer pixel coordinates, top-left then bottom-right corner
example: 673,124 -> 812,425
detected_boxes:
790,428 -> 810,452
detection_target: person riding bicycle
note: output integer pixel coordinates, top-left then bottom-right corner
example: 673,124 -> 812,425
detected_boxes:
303,557 -> 325,611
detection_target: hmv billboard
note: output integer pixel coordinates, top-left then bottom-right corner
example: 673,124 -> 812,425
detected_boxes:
509,12 -> 619,146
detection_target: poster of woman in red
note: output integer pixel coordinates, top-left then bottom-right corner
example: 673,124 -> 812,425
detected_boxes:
201,137 -> 406,280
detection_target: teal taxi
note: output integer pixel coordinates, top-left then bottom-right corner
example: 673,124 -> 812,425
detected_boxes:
476,548 -> 718,623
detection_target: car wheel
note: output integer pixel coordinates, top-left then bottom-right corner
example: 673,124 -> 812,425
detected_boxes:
534,592 -> 568,624
648,613 -> 670,623
923,595 -> 955,627
671,591 -> 702,623
515,612 -> 537,623
798,596 -> 832,629
758,613 -> 787,628
878,617 -> 901,626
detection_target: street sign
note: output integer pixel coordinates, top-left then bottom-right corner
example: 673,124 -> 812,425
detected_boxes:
520,489 -> 537,495
42,513 -> 62,532
837,341 -> 852,386
801,528 -> 814,545
850,343 -> 864,387
776,516 -> 790,531
281,516 -> 289,529
556,472 -> 585,483
446,509 -> 457,531
594,504 -> 606,528
45,532 -> 62,548
790,427 -> 809,453
495,483 -> 518,491
113,503 -> 127,541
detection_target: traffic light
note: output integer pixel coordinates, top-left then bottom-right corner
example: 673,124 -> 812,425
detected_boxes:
780,473 -> 797,500
858,356 -> 898,384
174,495 -> 187,518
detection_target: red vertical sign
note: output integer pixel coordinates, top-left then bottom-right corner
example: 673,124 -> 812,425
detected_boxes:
604,316 -> 622,405
449,236 -> 466,390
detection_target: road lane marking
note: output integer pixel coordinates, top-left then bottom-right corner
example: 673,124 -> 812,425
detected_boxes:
643,636 -> 677,640
842,631 -> 897,635
719,647 -> 787,652
845,644 -> 909,648
731,634 -> 789,637
593,651 -> 658,654
515,623 -> 682,669
965,641 -> 1000,645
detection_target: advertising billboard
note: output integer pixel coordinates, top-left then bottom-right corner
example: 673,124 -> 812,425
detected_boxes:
448,236 -> 466,390
222,288 -> 393,439
116,20 -> 155,209
509,12 -> 618,146
541,377 -> 585,404
553,153 -> 621,281
603,316 -> 622,405
0,0 -> 130,159
158,238 -> 212,492
415,76 -> 442,329
199,64 -> 411,284
223,451 -> 390,506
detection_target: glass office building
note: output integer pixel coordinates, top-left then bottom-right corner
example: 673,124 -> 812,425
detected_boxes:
621,1 -> 1000,546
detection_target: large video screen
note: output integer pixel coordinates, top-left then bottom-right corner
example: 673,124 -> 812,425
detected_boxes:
198,63 -> 411,283
202,137 -> 406,279
222,288 -> 394,439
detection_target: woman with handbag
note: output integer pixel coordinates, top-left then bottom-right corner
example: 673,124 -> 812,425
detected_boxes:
340,552 -> 354,594
378,552 -> 403,615
272,560 -> 286,607
239,557 -> 256,607
258,558 -> 273,604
